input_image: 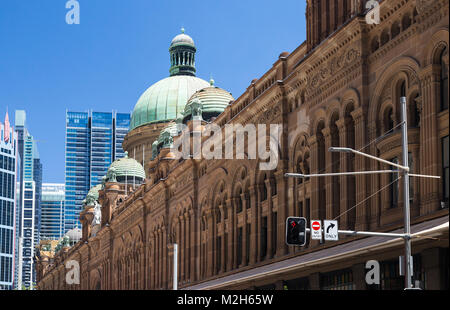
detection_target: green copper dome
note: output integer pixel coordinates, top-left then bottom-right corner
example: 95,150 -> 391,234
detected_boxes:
105,153 -> 146,183
182,81 -> 234,123
130,76 -> 210,130
130,29 -> 209,131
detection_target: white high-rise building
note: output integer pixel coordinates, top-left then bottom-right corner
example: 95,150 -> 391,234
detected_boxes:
0,114 -> 18,290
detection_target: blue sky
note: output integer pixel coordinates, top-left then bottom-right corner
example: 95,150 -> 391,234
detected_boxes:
0,0 -> 306,183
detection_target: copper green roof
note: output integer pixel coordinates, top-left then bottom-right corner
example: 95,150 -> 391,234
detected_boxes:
183,83 -> 234,122
130,75 -> 210,130
106,154 -> 146,180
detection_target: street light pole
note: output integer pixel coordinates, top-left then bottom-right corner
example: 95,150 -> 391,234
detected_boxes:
401,96 -> 413,289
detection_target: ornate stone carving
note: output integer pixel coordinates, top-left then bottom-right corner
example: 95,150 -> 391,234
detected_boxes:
92,201 -> 102,226
106,167 -> 117,183
310,47 -> 361,89
416,0 -> 434,14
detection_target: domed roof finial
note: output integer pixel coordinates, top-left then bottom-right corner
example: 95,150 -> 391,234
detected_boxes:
181,27 -> 185,34
124,151 -> 128,158
210,77 -> 215,86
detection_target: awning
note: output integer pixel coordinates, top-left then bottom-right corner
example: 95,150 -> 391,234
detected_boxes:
183,216 -> 448,290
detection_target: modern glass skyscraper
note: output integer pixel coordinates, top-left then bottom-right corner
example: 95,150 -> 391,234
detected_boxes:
64,111 -> 130,233
90,112 -> 113,187
65,111 -> 90,233
40,184 -> 64,240
14,110 -> 42,290
0,116 -> 18,290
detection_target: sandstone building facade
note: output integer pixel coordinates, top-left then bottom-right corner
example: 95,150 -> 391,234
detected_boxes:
36,0 -> 449,290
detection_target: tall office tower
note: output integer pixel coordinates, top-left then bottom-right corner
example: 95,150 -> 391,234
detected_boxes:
0,114 -> 18,290
64,111 -> 130,232
32,147 -> 42,246
14,110 -> 42,290
40,184 -> 65,240
114,113 -> 130,160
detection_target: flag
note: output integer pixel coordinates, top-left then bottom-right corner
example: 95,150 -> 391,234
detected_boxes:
4,112 -> 10,143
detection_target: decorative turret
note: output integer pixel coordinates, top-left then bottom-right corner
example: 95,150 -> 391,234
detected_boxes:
169,28 -> 197,77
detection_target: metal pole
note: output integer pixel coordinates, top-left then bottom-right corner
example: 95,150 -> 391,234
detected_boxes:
401,96 -> 413,289
173,243 -> 178,290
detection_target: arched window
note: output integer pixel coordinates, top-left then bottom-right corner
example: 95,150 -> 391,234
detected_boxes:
410,93 -> 421,127
297,158 -> 303,185
400,80 -> 407,98
402,14 -> 411,30
391,22 -> 400,39
441,48 -> 449,111
371,36 -> 379,53
261,175 -> 268,201
384,106 -> 394,133
381,29 -> 389,46
237,189 -> 243,213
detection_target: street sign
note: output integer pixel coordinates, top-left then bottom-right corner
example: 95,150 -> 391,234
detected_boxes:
310,220 -> 322,240
324,220 -> 338,241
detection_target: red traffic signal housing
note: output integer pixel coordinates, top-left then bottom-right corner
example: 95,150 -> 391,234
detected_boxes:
286,217 -> 307,246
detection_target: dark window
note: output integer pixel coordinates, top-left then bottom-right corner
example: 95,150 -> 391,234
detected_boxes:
261,178 -> 268,201
384,107 -> 394,133
441,48 -> 449,111
260,217 -> 268,260
443,136 -> 449,205
216,236 -> 221,273
389,157 -> 399,208
246,223 -> 250,265
272,212 -> 277,257
237,227 -> 243,267
237,195 -> 243,214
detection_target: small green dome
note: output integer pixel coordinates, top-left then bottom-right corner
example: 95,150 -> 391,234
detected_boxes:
130,76 -> 210,131
83,184 -> 102,207
106,154 -> 146,182
182,85 -> 234,123
170,32 -> 195,48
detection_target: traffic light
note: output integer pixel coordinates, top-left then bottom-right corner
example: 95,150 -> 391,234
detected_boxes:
286,217 -> 307,246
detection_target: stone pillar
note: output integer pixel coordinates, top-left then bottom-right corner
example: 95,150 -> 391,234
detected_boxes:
249,186 -> 258,265
241,193 -> 248,266
184,212 -> 190,282
336,119 -> 349,229
179,215 -> 185,282
265,178 -> 273,260
162,227 -> 167,289
206,210 -> 214,277
419,65 -> 442,215
307,134 -> 323,249
352,108 -> 368,231
368,124 -> 380,230
219,205 -> 226,273
189,209 -> 196,283
322,127 -> 334,220
225,199 -> 233,272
